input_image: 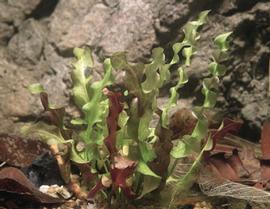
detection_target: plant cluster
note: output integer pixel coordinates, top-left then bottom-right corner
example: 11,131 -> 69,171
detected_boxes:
23,11 -> 235,208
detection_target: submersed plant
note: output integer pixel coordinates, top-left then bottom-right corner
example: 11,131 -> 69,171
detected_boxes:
23,10 -> 233,208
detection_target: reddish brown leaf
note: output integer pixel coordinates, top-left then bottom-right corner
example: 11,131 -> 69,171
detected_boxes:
208,153 -> 239,181
210,118 -> 242,152
76,163 -> 96,183
0,167 -> 63,204
260,161 -> 270,181
226,150 -> 250,178
169,108 -> 197,140
0,134 -> 50,167
110,156 -> 137,199
87,179 -> 104,199
149,126 -> 173,192
205,134 -> 262,187
211,135 -> 261,180
88,156 -> 137,199
103,89 -> 123,155
39,92 -> 65,128
39,92 -> 72,140
261,120 -> 270,160
259,120 -> 270,185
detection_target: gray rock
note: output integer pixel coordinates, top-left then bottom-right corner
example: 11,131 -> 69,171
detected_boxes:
0,48 -> 41,133
8,19 -> 46,65
0,0 -> 269,141
0,22 -> 14,45
0,0 -> 41,25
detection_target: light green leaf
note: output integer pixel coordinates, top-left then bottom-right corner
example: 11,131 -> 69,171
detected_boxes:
203,89 -> 217,108
183,10 -> 210,45
138,110 -> 153,141
170,42 -> 186,65
71,118 -> 87,125
70,142 -> 94,163
170,141 -> 191,159
28,83 -> 45,94
141,47 -> 164,93
138,175 -> 161,199
72,47 -> 93,107
118,110 -> 129,128
191,115 -> 208,140
168,135 -> 213,208
110,52 -> 128,70
182,46 -> 194,66
202,77 -> 219,108
139,142 -> 156,162
137,161 -> 161,178
208,62 -> 226,76
161,67 -> 188,128
197,10 -> 210,25
204,135 -> 214,151
21,122 -> 66,145
214,32 -> 232,52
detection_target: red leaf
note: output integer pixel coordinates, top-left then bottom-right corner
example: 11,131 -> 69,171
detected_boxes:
110,156 -> 137,199
210,118 -> 242,152
76,163 -> 96,183
87,179 -> 104,199
87,156 -> 137,199
0,134 -> 50,167
103,89 -> 123,155
0,167 -> 63,204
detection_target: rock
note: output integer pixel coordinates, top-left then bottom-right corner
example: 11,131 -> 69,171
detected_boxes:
0,0 -> 269,141
8,19 -> 46,65
7,0 -> 41,15
39,184 -> 72,199
0,1 -> 24,23
49,2 -> 111,54
0,22 -> 14,45
0,49 -> 41,133
96,0 -> 156,60
0,0 -> 41,25
49,0 -> 157,61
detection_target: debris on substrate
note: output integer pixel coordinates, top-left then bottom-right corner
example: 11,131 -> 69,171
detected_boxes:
2,127 -> 270,209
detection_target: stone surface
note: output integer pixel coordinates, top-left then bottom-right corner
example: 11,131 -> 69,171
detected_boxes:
0,0 -> 269,141
8,19 -> 46,65
0,22 -> 14,45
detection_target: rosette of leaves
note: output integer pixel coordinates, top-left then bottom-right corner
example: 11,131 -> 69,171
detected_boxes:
108,10 -> 210,198
21,9 -> 234,208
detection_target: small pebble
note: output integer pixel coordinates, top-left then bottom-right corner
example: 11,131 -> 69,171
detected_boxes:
194,201 -> 212,209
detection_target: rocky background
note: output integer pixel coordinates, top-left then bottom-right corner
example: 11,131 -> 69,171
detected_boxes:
0,0 -> 269,141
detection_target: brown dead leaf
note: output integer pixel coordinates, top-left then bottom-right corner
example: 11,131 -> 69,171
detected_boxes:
169,108 -> 197,140
0,167 -> 63,204
208,153 -> 239,181
0,134 -> 50,167
206,134 -> 261,185
261,120 -> 270,160
39,92 -> 72,140
258,120 -> 270,187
